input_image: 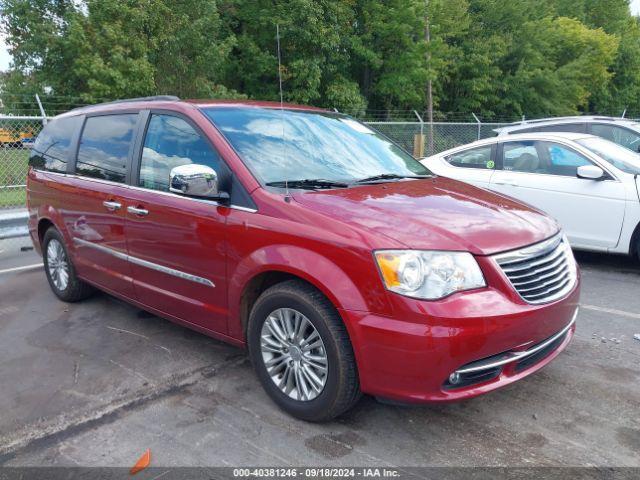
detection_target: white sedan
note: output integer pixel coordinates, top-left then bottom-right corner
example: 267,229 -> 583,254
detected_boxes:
421,132 -> 640,258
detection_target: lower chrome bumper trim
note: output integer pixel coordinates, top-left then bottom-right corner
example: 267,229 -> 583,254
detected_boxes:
455,308 -> 578,375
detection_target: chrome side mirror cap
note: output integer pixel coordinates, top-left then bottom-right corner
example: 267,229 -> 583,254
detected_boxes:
576,165 -> 605,180
169,164 -> 228,200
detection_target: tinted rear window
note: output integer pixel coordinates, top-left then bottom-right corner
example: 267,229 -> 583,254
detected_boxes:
76,114 -> 137,183
29,116 -> 81,173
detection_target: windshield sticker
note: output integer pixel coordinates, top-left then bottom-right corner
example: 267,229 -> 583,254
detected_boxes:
486,160 -> 495,169
339,118 -> 376,134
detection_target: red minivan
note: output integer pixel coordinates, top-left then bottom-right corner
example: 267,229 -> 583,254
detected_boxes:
26,96 -> 580,421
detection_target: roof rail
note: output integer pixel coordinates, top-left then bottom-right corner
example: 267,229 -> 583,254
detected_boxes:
517,116 -> 585,125
500,115 -> 627,128
590,116 -> 624,121
68,95 -> 180,112
103,95 -> 180,105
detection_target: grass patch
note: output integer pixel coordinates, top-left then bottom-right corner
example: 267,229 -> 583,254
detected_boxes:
0,148 -> 29,208
0,188 -> 26,208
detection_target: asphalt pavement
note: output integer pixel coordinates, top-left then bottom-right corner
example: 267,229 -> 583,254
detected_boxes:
0,249 -> 638,468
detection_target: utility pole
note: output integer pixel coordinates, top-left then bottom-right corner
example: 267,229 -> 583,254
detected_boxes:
425,0 -> 434,156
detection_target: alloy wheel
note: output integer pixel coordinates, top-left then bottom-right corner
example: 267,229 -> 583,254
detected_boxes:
260,308 -> 328,401
47,238 -> 69,291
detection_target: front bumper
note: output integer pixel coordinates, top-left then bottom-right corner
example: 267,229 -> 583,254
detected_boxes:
341,279 -> 580,403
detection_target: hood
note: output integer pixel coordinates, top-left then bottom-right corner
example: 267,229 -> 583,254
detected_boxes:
292,177 -> 558,255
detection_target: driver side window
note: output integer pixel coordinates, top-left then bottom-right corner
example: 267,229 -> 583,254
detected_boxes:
502,141 -> 592,177
542,142 -> 592,177
139,114 -> 221,192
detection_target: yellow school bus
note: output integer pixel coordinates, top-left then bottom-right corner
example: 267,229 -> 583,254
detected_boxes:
0,126 -> 35,146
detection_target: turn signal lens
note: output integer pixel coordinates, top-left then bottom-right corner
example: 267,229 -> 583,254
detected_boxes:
375,252 -> 402,288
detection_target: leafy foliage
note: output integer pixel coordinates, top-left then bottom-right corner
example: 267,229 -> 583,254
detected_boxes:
1,0 -> 639,118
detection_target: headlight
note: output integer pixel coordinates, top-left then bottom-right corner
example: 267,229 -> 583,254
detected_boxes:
374,250 -> 486,300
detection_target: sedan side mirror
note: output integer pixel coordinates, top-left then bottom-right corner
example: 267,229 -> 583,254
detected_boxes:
169,164 -> 229,201
576,165 -> 605,180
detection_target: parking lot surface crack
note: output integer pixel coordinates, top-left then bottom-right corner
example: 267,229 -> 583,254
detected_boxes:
0,357 -> 246,462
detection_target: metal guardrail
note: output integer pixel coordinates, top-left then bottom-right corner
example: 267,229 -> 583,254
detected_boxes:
0,209 -> 29,240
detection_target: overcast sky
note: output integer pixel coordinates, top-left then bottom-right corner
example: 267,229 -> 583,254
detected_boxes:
1,3 -> 640,72
0,32 -> 10,71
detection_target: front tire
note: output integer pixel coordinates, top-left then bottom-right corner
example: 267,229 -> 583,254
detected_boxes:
42,228 -> 94,302
248,280 -> 360,422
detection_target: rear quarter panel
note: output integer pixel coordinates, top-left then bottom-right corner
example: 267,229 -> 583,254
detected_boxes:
27,168 -> 69,255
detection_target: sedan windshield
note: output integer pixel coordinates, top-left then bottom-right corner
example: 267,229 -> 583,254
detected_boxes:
203,107 -> 430,185
576,137 -> 640,175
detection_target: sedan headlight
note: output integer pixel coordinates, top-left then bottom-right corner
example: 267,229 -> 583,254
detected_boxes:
374,250 -> 486,300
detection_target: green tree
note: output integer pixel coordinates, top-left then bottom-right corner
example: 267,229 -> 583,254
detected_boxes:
440,1 -> 618,118
561,0 -> 640,115
220,0 -> 365,111
1,0 -> 77,97
146,0 -> 238,98
352,0 -> 429,113
1,0 -> 239,102
60,1 -> 156,101
0,0 -> 637,118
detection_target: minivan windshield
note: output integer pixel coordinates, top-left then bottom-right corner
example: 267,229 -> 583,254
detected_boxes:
576,137 -> 640,175
203,107 -> 430,185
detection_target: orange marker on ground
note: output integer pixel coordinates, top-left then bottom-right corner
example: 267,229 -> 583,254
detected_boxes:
130,448 -> 151,475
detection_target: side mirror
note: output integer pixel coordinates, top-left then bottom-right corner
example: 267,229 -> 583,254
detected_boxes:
169,164 -> 229,201
576,165 -> 605,180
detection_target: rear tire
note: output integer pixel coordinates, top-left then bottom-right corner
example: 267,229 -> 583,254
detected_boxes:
247,280 -> 361,422
42,228 -> 94,302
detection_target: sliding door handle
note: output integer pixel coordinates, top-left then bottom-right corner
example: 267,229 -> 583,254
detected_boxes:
102,200 -> 121,211
127,206 -> 149,216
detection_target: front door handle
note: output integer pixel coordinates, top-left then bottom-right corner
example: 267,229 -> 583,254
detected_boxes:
127,206 -> 149,217
495,177 -> 518,186
102,200 -> 122,211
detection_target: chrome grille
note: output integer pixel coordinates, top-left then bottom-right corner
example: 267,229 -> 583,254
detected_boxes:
493,233 -> 577,304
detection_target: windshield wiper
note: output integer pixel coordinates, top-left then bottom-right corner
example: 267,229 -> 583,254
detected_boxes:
355,173 -> 430,184
265,179 -> 350,190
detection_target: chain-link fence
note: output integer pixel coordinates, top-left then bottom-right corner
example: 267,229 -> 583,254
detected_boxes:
365,121 -> 509,157
0,117 -> 44,208
0,116 -> 46,260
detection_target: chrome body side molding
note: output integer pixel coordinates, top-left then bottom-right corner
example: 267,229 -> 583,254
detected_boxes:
73,237 -> 215,288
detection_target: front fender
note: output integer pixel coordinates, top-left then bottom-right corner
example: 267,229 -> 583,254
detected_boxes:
227,244 -> 368,340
